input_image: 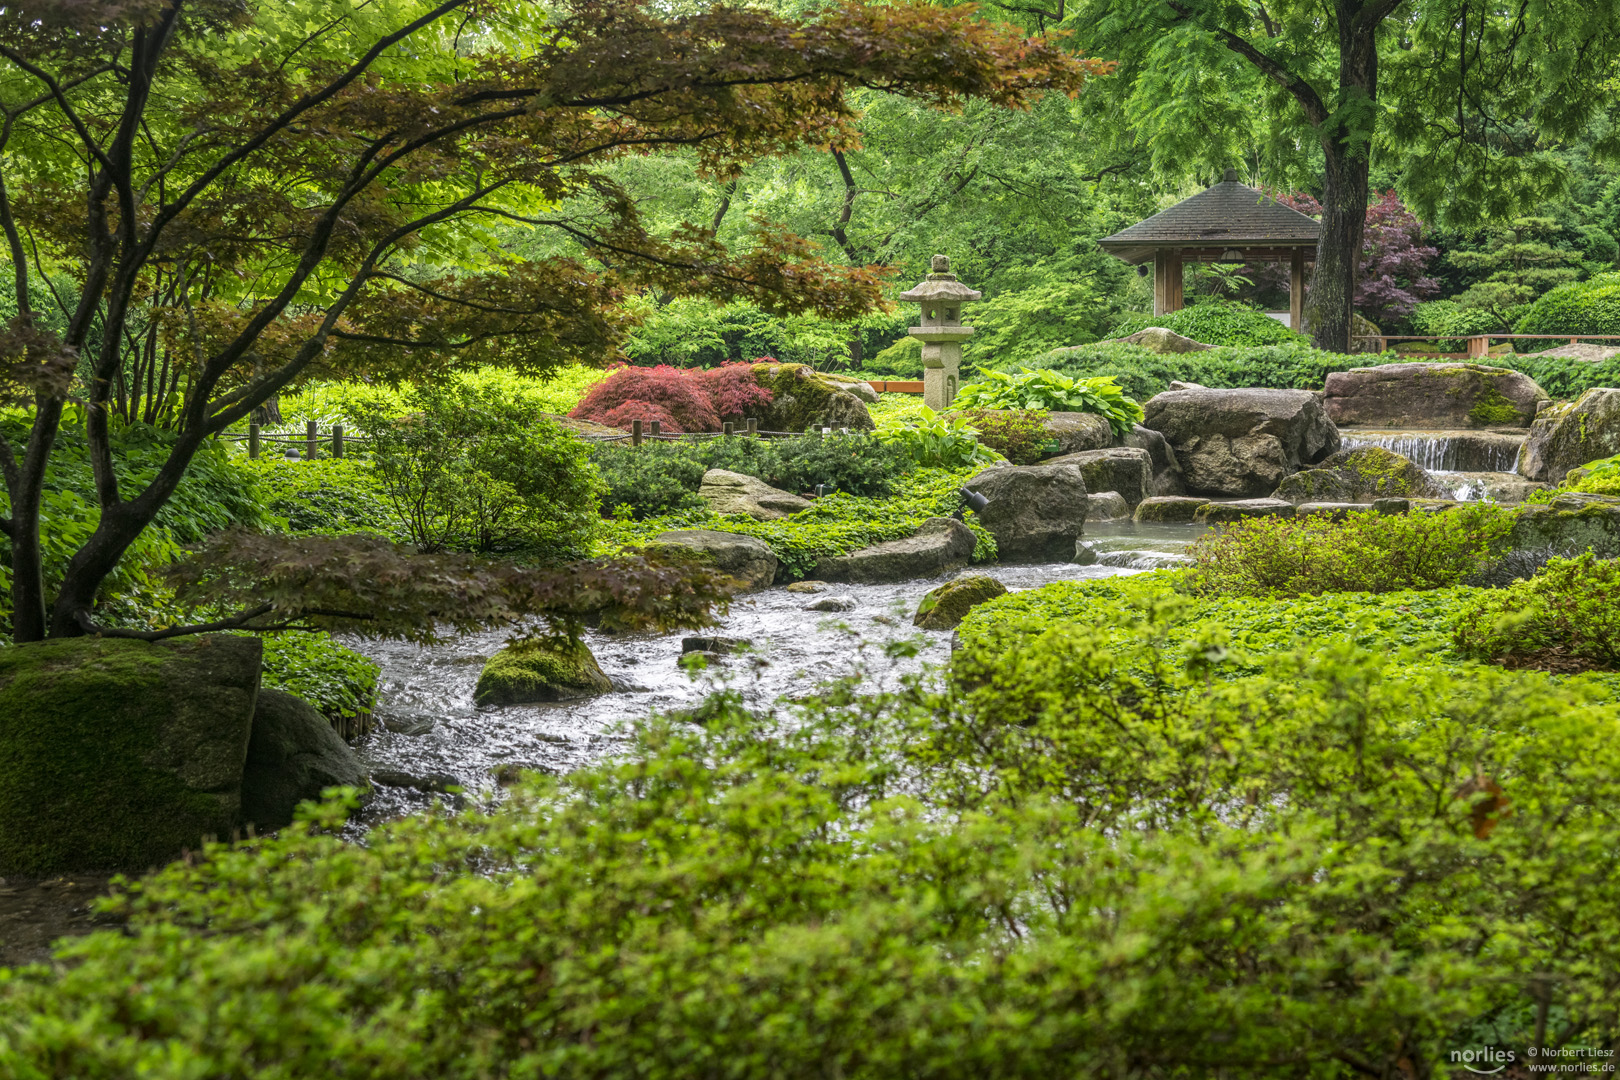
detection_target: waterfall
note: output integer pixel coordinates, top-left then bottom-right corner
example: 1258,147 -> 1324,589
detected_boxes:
1339,430 -> 1524,473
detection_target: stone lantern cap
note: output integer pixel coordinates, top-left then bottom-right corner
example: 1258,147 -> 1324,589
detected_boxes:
898,254 -> 982,303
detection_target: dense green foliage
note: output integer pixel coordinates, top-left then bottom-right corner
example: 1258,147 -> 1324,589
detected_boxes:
955,369 -> 1141,436
7,588 -> 1620,1074
1455,553 -> 1620,669
1512,271 -> 1620,348
1183,506 -> 1514,598
872,407 -> 1002,469
599,467 -> 995,576
238,458 -> 399,539
1108,300 -> 1304,347
1407,299 -> 1510,349
1567,454 -> 1620,496
258,633 -> 381,735
1022,341 -> 1379,400
955,409 -> 1050,465
352,382 -> 604,561
591,434 -> 910,519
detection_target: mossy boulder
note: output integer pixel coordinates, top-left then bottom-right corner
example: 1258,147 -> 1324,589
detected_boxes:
913,575 -> 1009,631
1273,446 -> 1445,504
749,362 -> 875,432
1323,362 -> 1549,429
1108,327 -> 1213,354
963,462 -> 1090,562
1044,447 -> 1154,508
474,639 -> 613,707
1194,498 -> 1296,523
241,689 -> 368,833
1133,495 -> 1211,523
1519,388 -> 1620,482
0,635 -> 261,875
649,529 -> 779,592
1141,387 -> 1340,497
1509,491 -> 1620,556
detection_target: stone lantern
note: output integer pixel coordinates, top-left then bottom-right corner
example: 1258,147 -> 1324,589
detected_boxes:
899,254 -> 980,410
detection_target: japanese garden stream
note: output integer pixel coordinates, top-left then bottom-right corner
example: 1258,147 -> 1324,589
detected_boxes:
347,522 -> 1205,825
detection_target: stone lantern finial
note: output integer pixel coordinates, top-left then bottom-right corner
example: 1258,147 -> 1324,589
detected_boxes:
899,254 -> 980,409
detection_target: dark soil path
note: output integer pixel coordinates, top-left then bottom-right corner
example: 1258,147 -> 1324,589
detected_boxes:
0,875 -> 122,968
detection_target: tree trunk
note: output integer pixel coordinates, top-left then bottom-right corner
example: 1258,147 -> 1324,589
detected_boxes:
1309,140 -> 1370,353
7,401 -> 65,643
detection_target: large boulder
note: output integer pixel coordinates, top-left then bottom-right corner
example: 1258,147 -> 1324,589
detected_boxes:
1324,362 -> 1549,429
1044,447 -> 1154,508
0,635 -> 261,875
1107,327 -> 1213,354
1142,387 -> 1340,497
1133,495 -> 1211,523
241,689 -> 368,833
963,462 -> 1089,562
1273,446 -> 1446,504
820,373 -> 880,403
1519,388 -> 1620,482
1509,492 -> 1620,556
698,469 -> 811,521
813,517 -> 977,583
1042,411 -> 1114,456
913,575 -> 1009,631
1087,491 -> 1130,521
650,529 -> 778,591
1118,424 -> 1186,495
474,639 -> 614,707
1194,498 -> 1296,523
749,363 -> 874,432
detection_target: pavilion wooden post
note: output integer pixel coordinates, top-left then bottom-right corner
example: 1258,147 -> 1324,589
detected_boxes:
1289,249 -> 1305,331
1152,249 -> 1184,317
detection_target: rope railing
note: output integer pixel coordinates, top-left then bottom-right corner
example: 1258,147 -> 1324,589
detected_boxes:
1350,333 -> 1620,358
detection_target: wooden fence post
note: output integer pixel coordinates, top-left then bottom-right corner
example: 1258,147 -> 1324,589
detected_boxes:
306,420 -> 319,460
332,424 -> 344,459
746,417 -> 757,437
248,422 -> 260,460
632,419 -> 643,447
723,421 -> 734,437
650,421 -> 661,439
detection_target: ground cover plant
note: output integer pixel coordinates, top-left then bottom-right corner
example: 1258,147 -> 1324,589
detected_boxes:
1182,506 -> 1514,598
1455,553 -> 1620,672
955,409 -> 1050,464
4,601 -> 1620,1076
872,407 -> 1002,468
954,369 -> 1141,436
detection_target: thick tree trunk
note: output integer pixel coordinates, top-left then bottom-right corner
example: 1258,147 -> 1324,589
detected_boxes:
1309,141 -> 1370,353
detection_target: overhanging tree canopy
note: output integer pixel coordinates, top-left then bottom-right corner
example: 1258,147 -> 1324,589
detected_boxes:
0,0 -> 1103,643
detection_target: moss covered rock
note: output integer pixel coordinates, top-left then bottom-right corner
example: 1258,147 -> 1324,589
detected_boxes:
0,635 -> 261,875
1133,495 -> 1211,523
1323,362 -> 1548,429
1520,388 -> 1620,482
649,529 -> 778,592
749,363 -> 875,432
1509,491 -> 1620,556
1194,498 -> 1296,523
913,575 -> 1009,630
474,639 -> 614,707
241,689 -> 368,833
1273,446 -> 1445,504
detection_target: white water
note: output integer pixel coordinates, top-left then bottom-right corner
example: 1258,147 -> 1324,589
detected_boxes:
1338,430 -> 1523,473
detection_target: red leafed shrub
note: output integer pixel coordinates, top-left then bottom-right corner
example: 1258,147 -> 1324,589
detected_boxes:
570,365 -> 721,432
703,362 -> 776,422
571,362 -> 774,432
596,399 -> 689,433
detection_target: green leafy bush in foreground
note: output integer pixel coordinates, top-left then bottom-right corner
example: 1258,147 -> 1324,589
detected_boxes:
4,606 -> 1619,1077
1455,553 -> 1620,669
1183,505 -> 1514,598
955,368 -> 1141,437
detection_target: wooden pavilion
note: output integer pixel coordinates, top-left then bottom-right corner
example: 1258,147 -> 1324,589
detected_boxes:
1098,170 -> 1321,329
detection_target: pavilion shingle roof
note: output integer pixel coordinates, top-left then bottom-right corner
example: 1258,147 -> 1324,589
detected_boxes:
1098,177 -> 1320,264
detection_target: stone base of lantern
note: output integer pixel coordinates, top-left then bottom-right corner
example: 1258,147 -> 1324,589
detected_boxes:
910,327 -> 973,411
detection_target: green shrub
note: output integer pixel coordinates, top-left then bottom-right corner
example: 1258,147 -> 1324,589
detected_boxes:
1408,299 -> 1514,351
352,382 -> 604,561
257,632 -> 381,737
238,458 -> 399,538
1022,340 -> 1377,400
1108,299 -> 1303,347
1454,553 -> 1620,669
955,409 -> 1050,465
6,604 -> 1619,1076
954,369 -> 1141,437
1567,454 -> 1620,496
590,434 -> 908,519
1513,271 -> 1620,349
873,407 -> 1001,469
862,335 -> 924,378
1183,506 -> 1514,598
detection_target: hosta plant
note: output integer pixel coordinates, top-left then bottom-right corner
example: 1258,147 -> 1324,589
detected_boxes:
955,369 -> 1143,437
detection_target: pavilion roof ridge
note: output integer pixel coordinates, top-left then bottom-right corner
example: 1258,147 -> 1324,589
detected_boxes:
1098,179 -> 1320,264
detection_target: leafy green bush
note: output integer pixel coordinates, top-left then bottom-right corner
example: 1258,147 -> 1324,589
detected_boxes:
955,369 -> 1142,437
352,383 -> 604,560
1408,299 -> 1514,351
6,601 -> 1620,1076
862,334 -> 924,378
238,458 -> 399,538
1183,506 -> 1514,598
873,407 -> 1000,469
1108,298 -> 1303,347
1023,340 -> 1378,400
955,409 -> 1050,465
590,434 -> 909,519
1567,454 -> 1620,495
1514,271 -> 1620,349
257,632 -> 381,738
1454,553 -> 1620,669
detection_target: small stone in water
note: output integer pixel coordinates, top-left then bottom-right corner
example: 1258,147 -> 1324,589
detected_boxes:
380,714 -> 437,736
372,770 -> 461,793
785,580 -> 826,593
806,595 -> 856,612
681,636 -> 751,655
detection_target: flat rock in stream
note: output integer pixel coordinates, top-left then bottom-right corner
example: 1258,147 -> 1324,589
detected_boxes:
811,517 -> 976,583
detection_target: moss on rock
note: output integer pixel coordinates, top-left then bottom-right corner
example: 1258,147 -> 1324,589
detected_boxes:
913,574 -> 1009,630
474,639 -> 613,707
749,363 -> 875,432
1274,446 -> 1444,504
0,635 -> 260,875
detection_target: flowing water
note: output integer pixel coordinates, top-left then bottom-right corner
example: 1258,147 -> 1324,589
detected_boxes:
1337,428 -> 1540,502
348,521 -> 1206,823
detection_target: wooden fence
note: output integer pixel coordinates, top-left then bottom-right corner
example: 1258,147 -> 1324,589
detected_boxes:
1350,333 -> 1620,358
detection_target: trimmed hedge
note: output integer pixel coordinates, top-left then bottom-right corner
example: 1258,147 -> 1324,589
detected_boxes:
1514,272 -> 1620,349
1017,341 -> 1380,400
1108,300 -> 1304,348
